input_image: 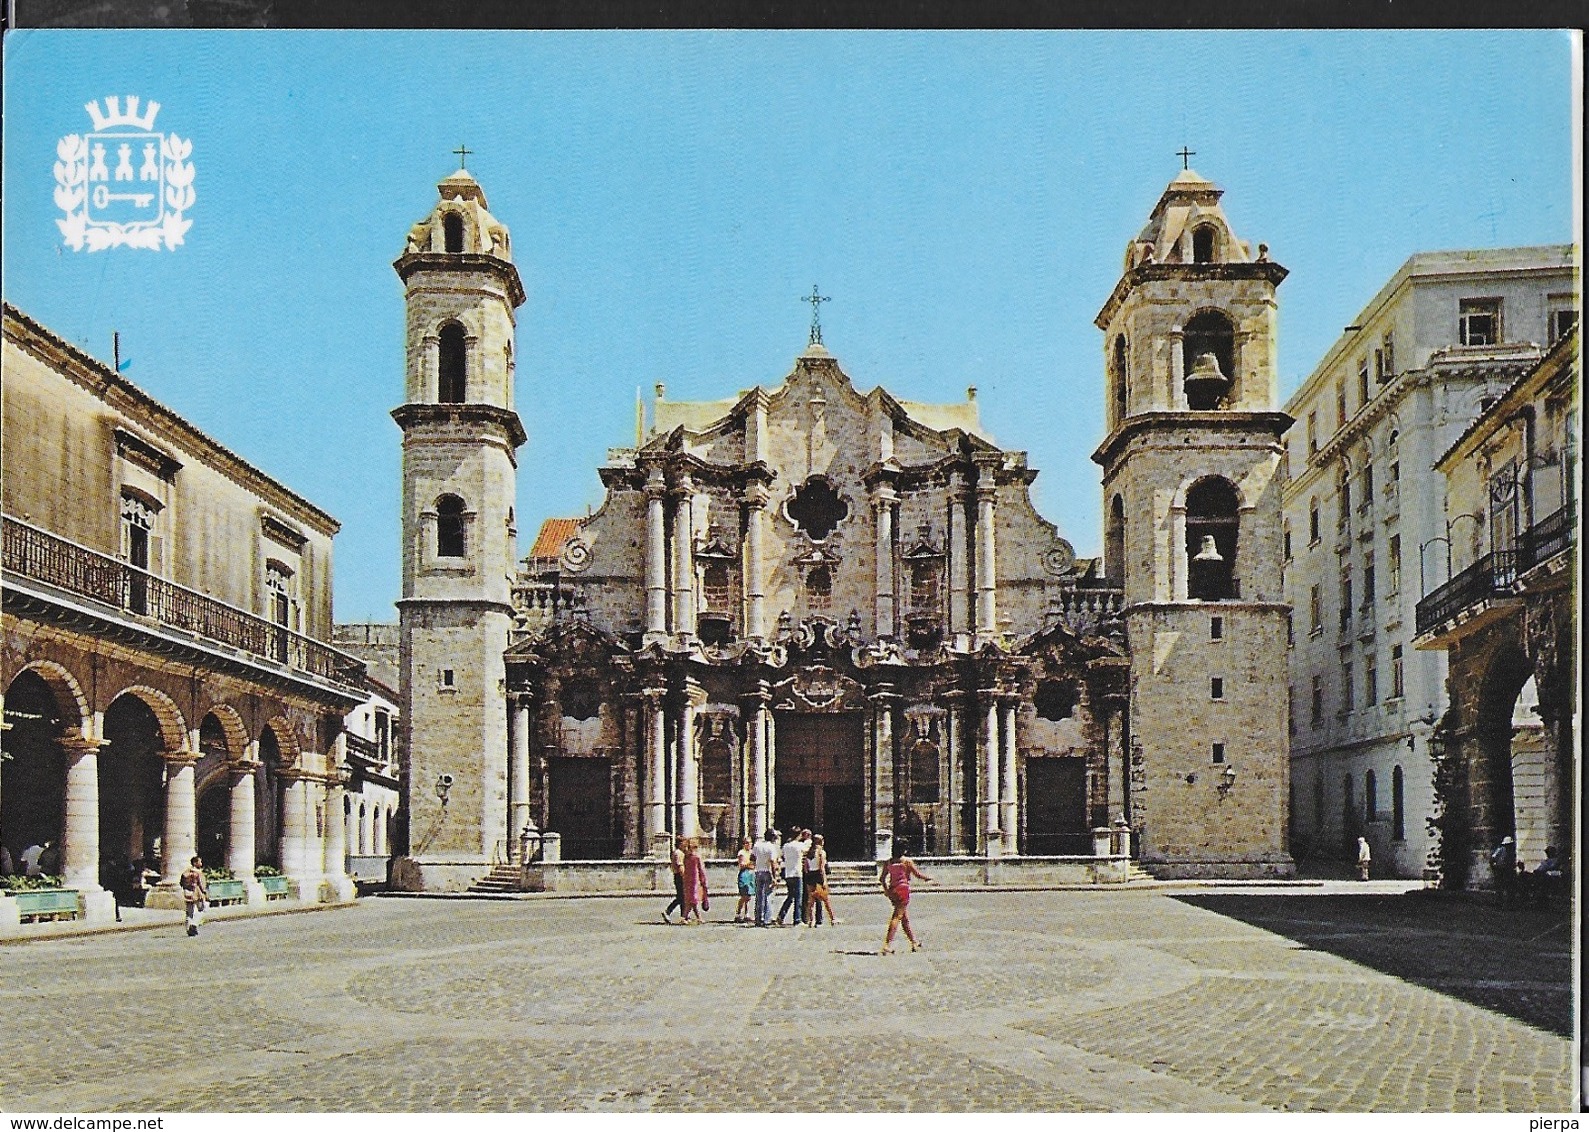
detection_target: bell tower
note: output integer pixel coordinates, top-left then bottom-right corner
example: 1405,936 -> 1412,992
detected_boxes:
1092,167 -> 1295,878
393,168 -> 526,888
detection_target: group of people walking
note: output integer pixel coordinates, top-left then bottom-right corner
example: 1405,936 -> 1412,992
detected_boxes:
661,828 -> 933,954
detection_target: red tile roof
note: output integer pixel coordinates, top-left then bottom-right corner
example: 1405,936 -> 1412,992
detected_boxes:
528,517 -> 580,560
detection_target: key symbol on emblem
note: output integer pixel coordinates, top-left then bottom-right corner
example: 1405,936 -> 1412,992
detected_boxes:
92,185 -> 155,209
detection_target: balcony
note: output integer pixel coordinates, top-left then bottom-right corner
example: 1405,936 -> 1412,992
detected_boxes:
1519,505 -> 1574,572
1415,550 -> 1517,639
2,516 -> 364,687
1414,507 -> 1576,644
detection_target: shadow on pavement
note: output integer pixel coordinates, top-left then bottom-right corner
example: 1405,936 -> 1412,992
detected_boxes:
1173,890 -> 1572,1037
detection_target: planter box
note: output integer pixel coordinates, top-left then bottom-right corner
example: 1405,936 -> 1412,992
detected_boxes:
7,889 -> 81,923
258,876 -> 292,900
207,879 -> 246,906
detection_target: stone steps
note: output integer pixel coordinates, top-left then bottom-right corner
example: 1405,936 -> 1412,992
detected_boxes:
467,864 -> 523,894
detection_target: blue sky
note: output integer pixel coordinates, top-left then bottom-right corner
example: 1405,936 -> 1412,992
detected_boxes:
2,31 -> 1577,621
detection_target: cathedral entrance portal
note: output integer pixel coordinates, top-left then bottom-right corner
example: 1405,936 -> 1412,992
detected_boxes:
547,757 -> 614,860
775,713 -> 866,860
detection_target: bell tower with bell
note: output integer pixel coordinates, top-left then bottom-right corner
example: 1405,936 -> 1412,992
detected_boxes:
1091,165 -> 1295,878
392,163 -> 526,889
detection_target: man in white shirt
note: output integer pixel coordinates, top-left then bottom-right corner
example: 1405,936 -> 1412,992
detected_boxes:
751,829 -> 780,927
776,828 -> 808,926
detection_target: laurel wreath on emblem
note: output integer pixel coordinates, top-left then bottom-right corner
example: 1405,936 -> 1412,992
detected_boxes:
559,537 -> 593,573
54,133 -> 195,252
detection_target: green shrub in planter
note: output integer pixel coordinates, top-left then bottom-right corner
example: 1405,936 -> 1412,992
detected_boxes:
0,873 -> 66,892
254,864 -> 283,878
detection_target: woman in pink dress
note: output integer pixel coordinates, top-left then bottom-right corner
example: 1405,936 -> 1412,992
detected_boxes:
879,843 -> 932,954
681,839 -> 710,924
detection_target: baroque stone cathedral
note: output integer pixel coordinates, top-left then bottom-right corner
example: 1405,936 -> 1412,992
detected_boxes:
392,166 -> 1295,889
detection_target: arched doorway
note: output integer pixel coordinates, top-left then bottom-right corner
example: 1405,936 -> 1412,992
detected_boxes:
1,670 -> 67,872
194,714 -> 234,868
99,694 -> 168,881
1473,646 -> 1531,861
255,726 -> 285,868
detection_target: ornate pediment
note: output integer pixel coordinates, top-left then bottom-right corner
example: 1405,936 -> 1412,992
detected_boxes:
770,665 -> 868,713
507,617 -> 628,668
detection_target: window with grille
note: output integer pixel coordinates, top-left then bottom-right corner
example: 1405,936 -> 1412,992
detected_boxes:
1341,661 -> 1354,711
1391,644 -> 1404,699
1311,675 -> 1324,726
1381,332 -> 1395,378
1365,655 -> 1378,706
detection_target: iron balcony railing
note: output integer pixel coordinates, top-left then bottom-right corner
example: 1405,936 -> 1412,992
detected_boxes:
3,516 -> 364,686
1520,505 -> 1574,572
1415,549 -> 1518,636
1415,506 -> 1577,637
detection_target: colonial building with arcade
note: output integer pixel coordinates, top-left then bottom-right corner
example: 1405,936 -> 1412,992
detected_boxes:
392,167 -> 1296,889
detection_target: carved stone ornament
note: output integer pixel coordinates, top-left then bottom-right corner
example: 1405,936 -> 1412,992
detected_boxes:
560,536 -> 593,573
771,665 -> 867,713
1042,539 -> 1077,577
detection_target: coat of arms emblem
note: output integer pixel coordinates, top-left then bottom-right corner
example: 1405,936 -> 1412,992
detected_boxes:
54,96 -> 195,251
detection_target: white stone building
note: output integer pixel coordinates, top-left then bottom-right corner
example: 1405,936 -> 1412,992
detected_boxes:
1281,247 -> 1578,877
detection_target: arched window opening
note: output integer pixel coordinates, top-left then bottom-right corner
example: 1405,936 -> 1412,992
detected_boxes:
1105,494 -> 1126,585
443,212 -> 464,254
1182,310 -> 1235,410
1185,477 -> 1239,600
1392,765 -> 1405,840
1365,769 -> 1378,820
438,322 -> 467,403
436,495 -> 467,558
1112,335 -> 1129,422
1192,225 -> 1217,264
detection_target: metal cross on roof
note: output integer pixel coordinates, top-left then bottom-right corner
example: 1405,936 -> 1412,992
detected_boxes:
453,143 -> 473,171
1177,146 -> 1196,170
802,284 -> 830,346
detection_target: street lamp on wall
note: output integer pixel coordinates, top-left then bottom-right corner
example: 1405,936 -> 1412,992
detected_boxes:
1417,511 -> 1484,594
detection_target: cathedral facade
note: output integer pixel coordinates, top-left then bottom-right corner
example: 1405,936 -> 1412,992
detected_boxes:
392,167 -> 1295,889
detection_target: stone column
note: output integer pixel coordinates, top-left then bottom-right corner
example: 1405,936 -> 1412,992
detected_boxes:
677,682 -> 703,839
672,472 -> 696,640
323,769 -> 355,902
872,485 -> 898,638
981,692 -> 1001,856
58,735 -> 103,891
948,470 -> 970,645
1000,700 -> 1019,855
744,684 -> 769,838
279,771 -> 311,887
509,697 -> 532,860
743,480 -> 769,640
160,750 -> 199,885
765,706 -> 777,828
644,468 -> 669,640
644,687 -> 668,843
945,703 -> 961,853
56,735 -> 115,922
871,686 -> 898,840
1168,325 -> 1185,409
228,759 -> 266,904
974,475 -> 998,644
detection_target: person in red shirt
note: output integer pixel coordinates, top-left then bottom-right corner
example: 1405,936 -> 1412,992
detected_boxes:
879,843 -> 932,955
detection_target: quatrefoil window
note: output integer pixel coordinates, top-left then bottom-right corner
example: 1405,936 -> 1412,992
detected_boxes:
787,476 -> 849,541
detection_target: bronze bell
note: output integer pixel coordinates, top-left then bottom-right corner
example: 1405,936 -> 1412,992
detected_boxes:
1184,351 -> 1230,407
1193,534 -> 1224,563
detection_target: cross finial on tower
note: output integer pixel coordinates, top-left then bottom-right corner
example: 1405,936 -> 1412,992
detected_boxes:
453,143 -> 473,171
802,284 -> 830,346
1177,146 -> 1196,171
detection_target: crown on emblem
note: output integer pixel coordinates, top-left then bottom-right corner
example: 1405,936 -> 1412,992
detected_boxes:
85,96 -> 161,132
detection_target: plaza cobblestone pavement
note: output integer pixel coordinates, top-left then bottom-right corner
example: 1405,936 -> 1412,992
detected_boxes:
0,884 -> 1572,1113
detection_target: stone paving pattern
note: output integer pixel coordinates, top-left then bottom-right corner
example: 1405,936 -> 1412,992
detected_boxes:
0,884 -> 1572,1113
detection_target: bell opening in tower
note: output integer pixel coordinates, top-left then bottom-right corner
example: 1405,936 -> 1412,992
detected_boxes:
1185,476 -> 1239,600
1182,311 -> 1235,410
